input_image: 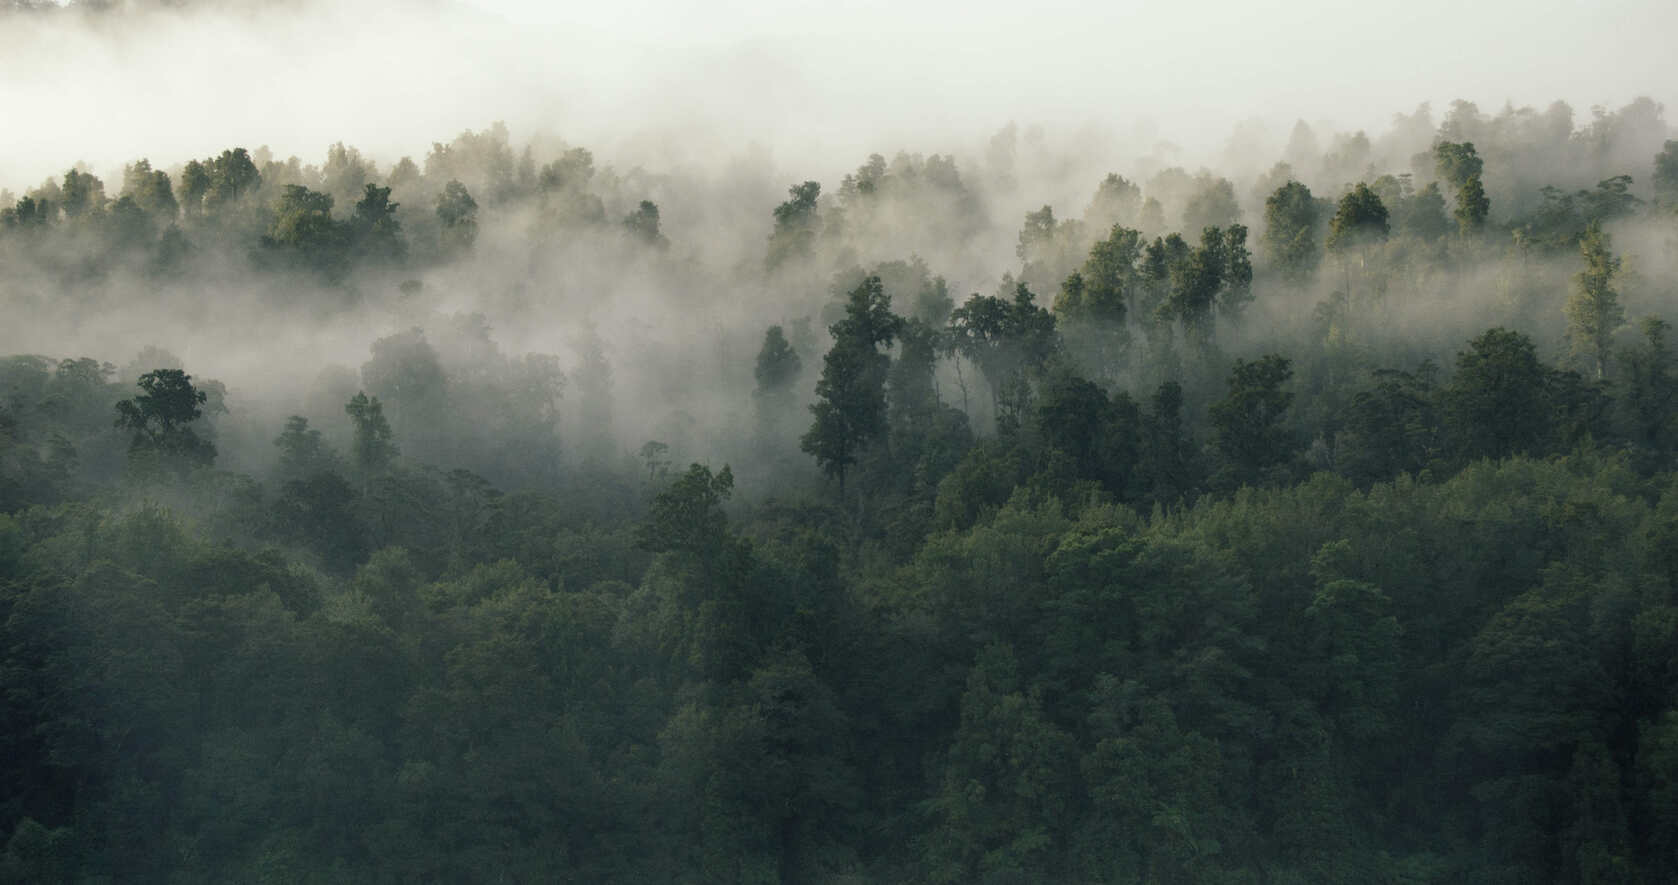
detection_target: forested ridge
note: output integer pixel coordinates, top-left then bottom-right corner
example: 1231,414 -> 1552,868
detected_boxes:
5,98 -> 1678,882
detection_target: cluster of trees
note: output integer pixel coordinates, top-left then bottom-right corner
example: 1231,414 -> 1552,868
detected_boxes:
4,99 -> 1678,881
0,127 -> 677,288
7,350 -> 1678,881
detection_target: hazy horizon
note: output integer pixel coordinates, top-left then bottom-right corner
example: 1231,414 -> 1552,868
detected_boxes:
4,0 -> 1675,191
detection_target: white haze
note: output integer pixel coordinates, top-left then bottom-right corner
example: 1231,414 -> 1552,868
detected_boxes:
3,0 -> 1677,191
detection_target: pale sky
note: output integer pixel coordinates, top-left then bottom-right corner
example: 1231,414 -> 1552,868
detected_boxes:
2,0 -> 1675,190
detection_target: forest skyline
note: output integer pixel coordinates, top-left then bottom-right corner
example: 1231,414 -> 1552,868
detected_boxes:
3,0 -> 1676,192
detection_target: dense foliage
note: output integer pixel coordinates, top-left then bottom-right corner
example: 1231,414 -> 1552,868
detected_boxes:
5,97 -> 1678,882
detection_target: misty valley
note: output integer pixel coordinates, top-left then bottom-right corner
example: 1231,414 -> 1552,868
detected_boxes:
5,93 -> 1678,883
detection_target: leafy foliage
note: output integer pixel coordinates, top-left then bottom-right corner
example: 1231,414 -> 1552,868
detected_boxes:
8,100 -> 1678,883
113,369 -> 214,472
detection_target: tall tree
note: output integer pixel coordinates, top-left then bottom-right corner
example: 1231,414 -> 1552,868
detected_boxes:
801,276 -> 900,489
204,148 -> 260,212
767,181 -> 821,271
1326,183 -> 1390,253
887,318 -> 951,451
1141,379 -> 1199,505
1402,182 -> 1452,241
1210,354 -> 1294,487
1565,222 -> 1624,379
120,159 -> 177,220
436,180 -> 479,255
263,185 -> 347,278
1138,233 -> 1191,333
1434,141 -> 1489,233
1262,180 -> 1322,281
1159,227 -> 1227,346
1655,140 -> 1678,207
1070,224 -> 1144,326
1054,225 -> 1142,383
344,391 -> 398,480
1620,317 -> 1675,461
752,324 -> 803,445
349,183 -> 406,264
59,169 -> 105,221
1017,206 -> 1086,295
949,282 -> 1059,412
1033,369 -> 1140,497
1220,224 -> 1254,318
754,325 -> 802,397
178,159 -> 210,216
1336,365 -> 1441,484
637,462 -> 734,559
1444,328 -> 1552,461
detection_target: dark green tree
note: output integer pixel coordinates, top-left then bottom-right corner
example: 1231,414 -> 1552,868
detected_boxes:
923,644 -> 1077,883
0,195 -> 51,232
637,462 -> 734,558
1620,317 -> 1676,461
1402,182 -> 1452,241
887,318 -> 950,446
623,200 -> 667,248
1336,365 -> 1441,484
1057,223 -> 1142,325
263,185 -> 348,278
1159,227 -> 1227,345
113,369 -> 215,472
204,148 -> 260,212
120,159 -> 177,220
105,196 -> 155,250
1327,183 -> 1390,253
949,282 -> 1059,412
801,276 -> 899,489
59,169 -> 104,221
178,159 -> 209,216
1262,180 -> 1322,281
349,183 -> 406,264
1138,233 -> 1191,333
1033,370 -> 1140,497
344,391 -> 398,480
1454,175 -> 1490,235
1434,141 -> 1489,233
1576,175 -> 1641,225
1220,224 -> 1253,318
1140,379 -> 1199,505
273,470 -> 367,572
767,181 -> 821,270
1444,328 -> 1553,461
1210,354 -> 1294,487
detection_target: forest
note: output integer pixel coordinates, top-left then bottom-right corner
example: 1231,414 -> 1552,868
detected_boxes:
3,92 -> 1678,883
